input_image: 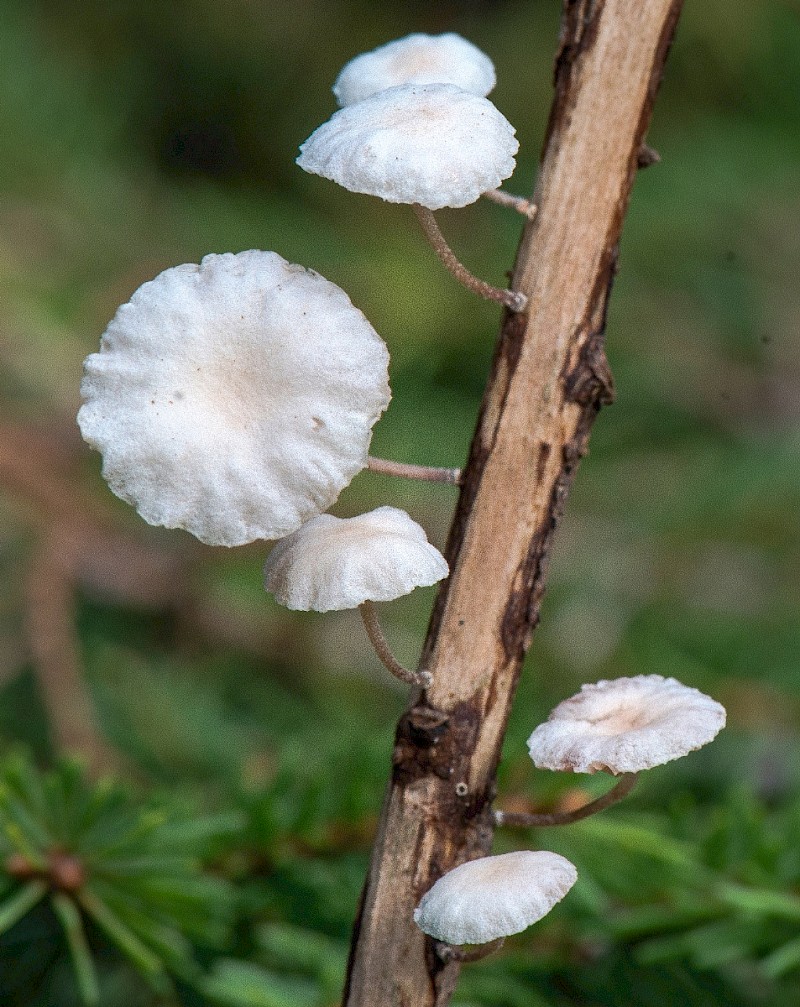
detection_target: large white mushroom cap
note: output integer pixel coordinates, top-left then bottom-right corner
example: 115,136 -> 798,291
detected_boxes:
333,33 -> 496,107
78,251 -> 390,547
297,83 -> 518,210
527,675 -> 727,775
263,506 -> 448,612
414,851 -> 577,945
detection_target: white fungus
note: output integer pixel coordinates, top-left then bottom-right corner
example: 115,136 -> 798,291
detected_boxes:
78,250 -> 390,547
263,506 -> 448,612
297,83 -> 518,210
414,851 -> 577,945
333,33 -> 496,107
527,675 -> 727,775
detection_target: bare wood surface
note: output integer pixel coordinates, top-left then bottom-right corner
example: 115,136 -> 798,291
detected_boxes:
344,2 -> 685,1005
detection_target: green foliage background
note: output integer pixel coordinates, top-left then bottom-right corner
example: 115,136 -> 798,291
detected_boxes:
0,0 -> 799,1004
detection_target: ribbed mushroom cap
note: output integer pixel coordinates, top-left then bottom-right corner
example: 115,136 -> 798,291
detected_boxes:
297,83 -> 518,210
78,251 -> 390,547
414,851 -> 577,945
333,33 -> 496,107
527,675 -> 727,775
263,506 -> 448,612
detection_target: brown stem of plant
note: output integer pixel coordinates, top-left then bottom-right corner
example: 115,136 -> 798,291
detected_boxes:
360,601 -> 432,689
25,531 -> 120,777
494,772 -> 639,828
367,456 -> 462,485
344,3 -> 685,1006
411,204 -> 528,312
482,188 -> 538,219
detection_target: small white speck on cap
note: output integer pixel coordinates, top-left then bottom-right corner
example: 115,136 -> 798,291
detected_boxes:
263,506 -> 448,612
297,83 -> 518,210
527,675 -> 726,775
78,251 -> 390,546
333,33 -> 496,107
414,851 -> 577,945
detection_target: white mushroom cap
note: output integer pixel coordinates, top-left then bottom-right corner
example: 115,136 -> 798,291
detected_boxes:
333,33 -> 496,107
78,251 -> 390,547
263,506 -> 448,612
297,83 -> 518,210
414,851 -> 577,945
527,675 -> 727,775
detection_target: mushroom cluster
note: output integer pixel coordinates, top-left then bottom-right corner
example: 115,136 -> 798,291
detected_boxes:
79,249 -> 449,690
298,32 -> 528,311
76,31 -> 731,984
415,675 -> 725,955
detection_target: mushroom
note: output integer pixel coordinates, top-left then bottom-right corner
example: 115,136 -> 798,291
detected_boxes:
494,676 -> 726,830
332,33 -> 496,107
297,83 -> 526,311
78,250 -> 390,547
413,851 -> 577,950
527,675 -> 726,776
263,506 -> 448,687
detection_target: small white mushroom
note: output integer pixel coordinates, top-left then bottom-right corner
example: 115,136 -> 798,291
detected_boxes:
527,675 -> 726,776
414,851 -> 577,946
297,83 -> 517,211
263,506 -> 447,612
333,33 -> 496,107
264,507 -> 447,688
78,251 -> 390,547
297,83 -> 525,311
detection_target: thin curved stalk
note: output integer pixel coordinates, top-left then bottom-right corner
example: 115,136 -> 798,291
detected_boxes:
482,188 -> 538,219
411,205 -> 527,312
493,772 -> 638,828
367,456 -> 462,485
359,601 -> 432,689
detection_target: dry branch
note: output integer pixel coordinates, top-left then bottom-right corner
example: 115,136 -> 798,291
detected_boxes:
344,1 -> 685,1004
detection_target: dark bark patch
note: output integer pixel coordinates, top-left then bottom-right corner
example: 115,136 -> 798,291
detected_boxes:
393,701 -> 481,790
563,334 -> 615,406
637,143 -> 661,168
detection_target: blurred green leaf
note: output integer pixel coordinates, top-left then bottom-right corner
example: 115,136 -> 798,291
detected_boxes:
51,893 -> 100,1006
202,959 -> 320,1007
0,880 -> 47,936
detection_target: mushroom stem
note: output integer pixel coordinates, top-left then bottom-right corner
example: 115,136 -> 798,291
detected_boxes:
493,772 -> 639,828
482,188 -> 538,220
359,601 -> 432,689
434,937 -> 506,963
411,204 -> 527,312
367,455 -> 462,485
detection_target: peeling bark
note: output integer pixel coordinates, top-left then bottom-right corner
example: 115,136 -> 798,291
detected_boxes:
344,2 -> 685,1004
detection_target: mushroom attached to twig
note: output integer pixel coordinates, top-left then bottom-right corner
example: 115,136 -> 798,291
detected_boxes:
413,851 -> 577,956
263,506 -> 447,688
495,676 -> 726,828
297,84 -> 526,311
78,251 -> 390,547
